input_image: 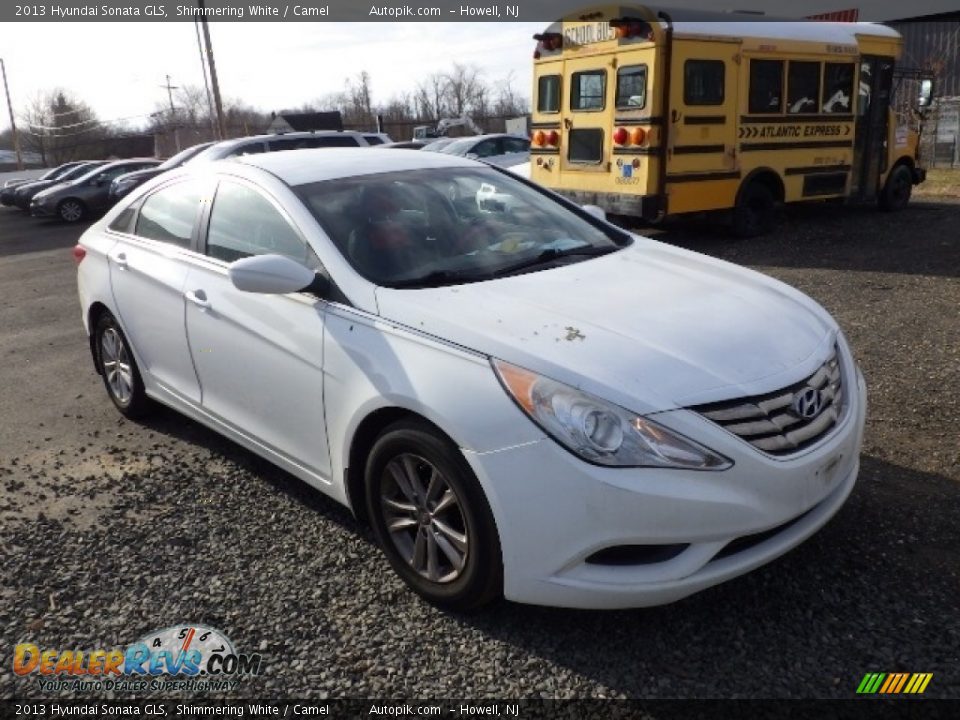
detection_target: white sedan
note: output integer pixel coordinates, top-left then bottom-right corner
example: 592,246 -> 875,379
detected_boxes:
76,149 -> 866,610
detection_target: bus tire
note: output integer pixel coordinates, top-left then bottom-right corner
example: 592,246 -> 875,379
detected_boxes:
879,164 -> 913,212
732,181 -> 778,238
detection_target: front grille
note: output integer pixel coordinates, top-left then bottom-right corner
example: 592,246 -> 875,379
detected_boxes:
693,348 -> 845,456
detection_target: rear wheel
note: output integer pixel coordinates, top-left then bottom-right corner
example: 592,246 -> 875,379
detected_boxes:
732,181 -> 778,238
94,312 -> 151,419
365,419 -> 502,610
879,164 -> 913,211
57,198 -> 86,223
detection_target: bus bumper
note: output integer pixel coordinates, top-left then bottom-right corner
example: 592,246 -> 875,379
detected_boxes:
556,189 -> 664,221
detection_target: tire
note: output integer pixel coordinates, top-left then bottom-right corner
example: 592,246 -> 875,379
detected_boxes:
364,419 -> 502,610
57,198 -> 86,223
732,181 -> 778,238
879,164 -> 913,211
94,312 -> 152,419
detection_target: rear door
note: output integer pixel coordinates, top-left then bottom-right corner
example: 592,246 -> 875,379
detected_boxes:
562,56 -> 611,174
108,178 -> 206,404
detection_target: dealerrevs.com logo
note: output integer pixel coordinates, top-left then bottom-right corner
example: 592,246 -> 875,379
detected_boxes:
13,624 -> 263,693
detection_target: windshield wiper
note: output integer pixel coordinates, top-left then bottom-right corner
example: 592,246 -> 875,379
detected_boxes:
386,269 -> 482,289
491,245 -> 618,278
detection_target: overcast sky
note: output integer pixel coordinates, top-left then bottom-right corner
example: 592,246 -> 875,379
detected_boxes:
0,0 -> 951,136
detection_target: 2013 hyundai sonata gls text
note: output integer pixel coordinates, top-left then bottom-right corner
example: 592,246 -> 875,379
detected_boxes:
76,148 -> 866,610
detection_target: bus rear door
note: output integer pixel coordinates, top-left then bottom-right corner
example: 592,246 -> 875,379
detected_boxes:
562,55 -> 613,177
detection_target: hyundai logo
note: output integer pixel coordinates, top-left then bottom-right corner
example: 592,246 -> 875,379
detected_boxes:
792,386 -> 823,420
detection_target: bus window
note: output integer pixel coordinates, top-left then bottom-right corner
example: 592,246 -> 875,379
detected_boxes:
787,61 -> 821,114
858,60 -> 872,116
749,59 -> 784,114
684,60 -> 724,105
571,70 -> 606,110
616,65 -> 648,109
822,63 -> 855,113
538,75 -> 561,113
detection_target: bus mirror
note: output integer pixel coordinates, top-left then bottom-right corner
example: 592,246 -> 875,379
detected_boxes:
918,79 -> 933,108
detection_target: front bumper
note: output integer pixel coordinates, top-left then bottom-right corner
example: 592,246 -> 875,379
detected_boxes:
30,199 -> 56,217
464,368 -> 867,609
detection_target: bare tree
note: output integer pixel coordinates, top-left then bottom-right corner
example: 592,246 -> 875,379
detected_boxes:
19,90 -> 106,164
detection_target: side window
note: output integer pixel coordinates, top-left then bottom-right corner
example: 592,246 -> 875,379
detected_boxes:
503,137 -> 530,153
471,139 -> 499,158
537,75 -> 561,112
616,65 -> 648,109
571,70 -> 606,111
822,62 -> 854,113
749,59 -> 784,114
363,135 -> 385,145
310,136 -> 361,148
134,181 -> 202,249
206,181 -> 320,270
787,61 -> 821,114
227,142 -> 265,157
268,137 -> 304,151
684,60 -> 724,105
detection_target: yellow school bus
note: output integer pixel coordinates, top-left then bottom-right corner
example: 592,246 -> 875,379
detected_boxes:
530,4 -> 929,235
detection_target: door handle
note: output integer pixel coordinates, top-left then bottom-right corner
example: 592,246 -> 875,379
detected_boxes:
185,289 -> 211,310
110,251 -> 128,269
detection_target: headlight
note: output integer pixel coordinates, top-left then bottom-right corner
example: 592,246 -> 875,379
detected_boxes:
493,359 -> 731,470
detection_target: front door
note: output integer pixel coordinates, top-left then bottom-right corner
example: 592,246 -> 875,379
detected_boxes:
852,55 -> 894,199
183,178 -> 332,480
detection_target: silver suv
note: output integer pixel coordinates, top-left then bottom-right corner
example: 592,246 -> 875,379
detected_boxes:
189,131 -> 376,162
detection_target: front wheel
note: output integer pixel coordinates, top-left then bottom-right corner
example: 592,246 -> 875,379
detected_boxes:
57,198 -> 86,223
365,419 -> 502,610
879,164 -> 913,211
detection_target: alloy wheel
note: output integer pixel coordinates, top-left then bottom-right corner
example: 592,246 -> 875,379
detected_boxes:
380,453 -> 469,583
60,200 -> 83,222
100,326 -> 133,405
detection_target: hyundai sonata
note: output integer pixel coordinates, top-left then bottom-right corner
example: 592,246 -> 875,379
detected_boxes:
76,149 -> 866,609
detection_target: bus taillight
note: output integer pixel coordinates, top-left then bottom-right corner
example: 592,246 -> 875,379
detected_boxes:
631,128 -> 647,146
546,130 -> 560,146
532,130 -> 546,147
613,127 -> 629,146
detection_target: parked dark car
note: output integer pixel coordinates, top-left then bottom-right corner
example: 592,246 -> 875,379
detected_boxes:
109,141 -> 214,202
31,159 -> 160,222
11,161 -> 108,210
1,161 -> 91,206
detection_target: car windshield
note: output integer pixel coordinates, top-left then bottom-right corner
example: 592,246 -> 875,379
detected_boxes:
295,167 -> 627,288
43,164 -> 75,180
438,138 -> 478,155
422,138 -> 455,152
159,143 -> 212,170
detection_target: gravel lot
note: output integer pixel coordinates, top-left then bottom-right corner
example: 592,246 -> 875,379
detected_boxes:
1,195 -> 958,699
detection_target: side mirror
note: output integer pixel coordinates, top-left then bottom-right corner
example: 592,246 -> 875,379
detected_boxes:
581,204 -> 606,222
228,254 -> 319,295
465,152 -> 480,160
91,176 -> 104,186
918,79 -> 933,108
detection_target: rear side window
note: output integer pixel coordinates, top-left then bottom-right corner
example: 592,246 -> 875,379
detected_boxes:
616,65 -> 648,109
749,59 -> 784,114
537,75 -> 561,112
135,181 -> 202,249
684,60 -> 724,105
310,136 -> 361,148
363,135 -> 385,145
571,70 -> 606,111
503,137 -> 530,153
206,181 -> 320,269
227,142 -> 266,157
788,61 -> 821,114
108,206 -> 136,233
822,63 -> 855,113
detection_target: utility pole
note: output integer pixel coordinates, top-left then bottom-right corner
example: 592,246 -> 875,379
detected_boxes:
161,74 -> 181,152
193,18 -> 218,140
1,58 -> 24,170
197,0 -> 226,140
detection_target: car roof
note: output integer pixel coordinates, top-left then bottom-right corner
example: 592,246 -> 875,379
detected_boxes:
214,130 -> 364,149
233,147 -> 480,186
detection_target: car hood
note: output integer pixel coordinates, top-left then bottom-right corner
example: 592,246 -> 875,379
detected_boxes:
374,238 -> 836,413
34,180 -> 74,198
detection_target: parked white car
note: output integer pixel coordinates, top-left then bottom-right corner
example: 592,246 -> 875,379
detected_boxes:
76,148 -> 866,610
